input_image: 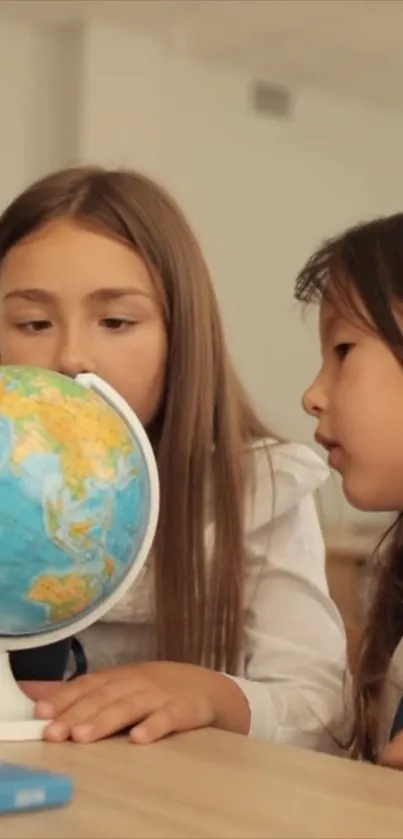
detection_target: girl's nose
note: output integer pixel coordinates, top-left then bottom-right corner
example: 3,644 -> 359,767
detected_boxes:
55,334 -> 96,379
302,376 -> 327,418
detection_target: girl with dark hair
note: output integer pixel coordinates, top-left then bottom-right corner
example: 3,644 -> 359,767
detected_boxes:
298,213 -> 403,765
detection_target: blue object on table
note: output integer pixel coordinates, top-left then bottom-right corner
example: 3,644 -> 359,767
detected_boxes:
0,761 -> 73,814
390,697 -> 403,741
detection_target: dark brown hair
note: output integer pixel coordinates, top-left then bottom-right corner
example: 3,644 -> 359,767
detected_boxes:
294,213 -> 403,761
0,165 -> 272,673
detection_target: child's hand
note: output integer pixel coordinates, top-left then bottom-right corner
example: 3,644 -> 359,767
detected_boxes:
380,732 -> 403,769
20,681 -> 61,702
22,662 -> 250,744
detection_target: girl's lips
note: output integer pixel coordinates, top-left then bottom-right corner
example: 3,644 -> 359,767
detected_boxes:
314,432 -> 340,452
328,445 -> 344,471
314,433 -> 344,470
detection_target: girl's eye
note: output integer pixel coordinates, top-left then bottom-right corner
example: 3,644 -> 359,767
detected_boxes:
335,342 -> 354,360
18,320 -> 52,333
101,318 -> 135,331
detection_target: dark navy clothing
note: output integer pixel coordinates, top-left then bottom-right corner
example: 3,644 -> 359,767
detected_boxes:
390,696 -> 403,741
10,639 -> 71,681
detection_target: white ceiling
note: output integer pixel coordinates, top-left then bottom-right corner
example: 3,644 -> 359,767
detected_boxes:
2,0 -> 403,110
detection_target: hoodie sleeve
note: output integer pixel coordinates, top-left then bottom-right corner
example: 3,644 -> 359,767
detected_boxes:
230,441 -> 349,754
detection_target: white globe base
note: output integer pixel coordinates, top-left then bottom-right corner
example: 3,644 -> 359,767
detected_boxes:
0,719 -> 47,742
0,651 -> 47,741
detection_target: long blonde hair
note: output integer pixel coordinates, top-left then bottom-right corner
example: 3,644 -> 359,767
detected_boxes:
0,166 -> 272,673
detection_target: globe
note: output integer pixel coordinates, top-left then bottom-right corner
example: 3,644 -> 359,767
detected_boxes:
0,366 -> 159,741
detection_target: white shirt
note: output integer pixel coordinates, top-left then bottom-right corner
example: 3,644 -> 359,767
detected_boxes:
79,440 -> 347,752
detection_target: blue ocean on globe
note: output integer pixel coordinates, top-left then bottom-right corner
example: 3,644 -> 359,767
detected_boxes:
0,366 -> 152,636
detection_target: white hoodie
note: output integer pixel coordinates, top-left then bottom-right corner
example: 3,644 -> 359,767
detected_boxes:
79,440 -> 347,752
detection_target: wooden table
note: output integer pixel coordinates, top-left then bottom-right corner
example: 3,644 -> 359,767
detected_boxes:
1,729 -> 403,838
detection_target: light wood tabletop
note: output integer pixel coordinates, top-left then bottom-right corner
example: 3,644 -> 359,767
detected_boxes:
1,729 -> 403,839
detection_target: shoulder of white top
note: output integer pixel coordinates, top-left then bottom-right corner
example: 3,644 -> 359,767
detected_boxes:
245,438 -> 329,519
248,437 -> 328,478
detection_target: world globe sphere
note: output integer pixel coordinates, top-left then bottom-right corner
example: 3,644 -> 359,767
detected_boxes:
0,365 -> 159,741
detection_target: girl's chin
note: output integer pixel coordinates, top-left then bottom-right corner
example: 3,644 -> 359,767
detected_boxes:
342,474 -> 397,513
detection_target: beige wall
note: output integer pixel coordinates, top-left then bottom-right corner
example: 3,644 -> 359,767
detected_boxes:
0,16 -> 400,525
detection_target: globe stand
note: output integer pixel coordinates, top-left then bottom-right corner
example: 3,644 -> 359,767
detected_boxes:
0,651 -> 47,741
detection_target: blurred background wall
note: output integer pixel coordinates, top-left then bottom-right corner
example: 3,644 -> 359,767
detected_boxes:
0,0 -> 402,525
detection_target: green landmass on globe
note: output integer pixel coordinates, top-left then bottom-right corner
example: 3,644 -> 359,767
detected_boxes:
0,366 -> 150,635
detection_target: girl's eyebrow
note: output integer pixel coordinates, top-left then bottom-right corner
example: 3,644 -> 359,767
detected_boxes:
3,287 -> 152,303
4,289 -> 53,303
88,288 -> 153,301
